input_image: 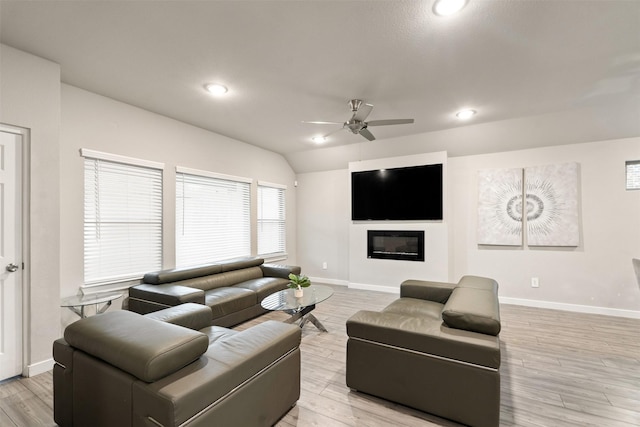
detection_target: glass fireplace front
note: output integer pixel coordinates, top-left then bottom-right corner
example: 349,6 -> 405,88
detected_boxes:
367,230 -> 425,262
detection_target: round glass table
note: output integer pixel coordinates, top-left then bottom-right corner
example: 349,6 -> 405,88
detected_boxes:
261,285 -> 333,332
61,291 -> 123,318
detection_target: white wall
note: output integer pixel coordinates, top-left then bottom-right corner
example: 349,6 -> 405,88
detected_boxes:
348,152 -> 449,292
0,44 -> 61,374
296,169 -> 351,283
297,137 -> 640,316
297,152 -> 449,292
450,137 -> 640,314
60,84 -> 298,324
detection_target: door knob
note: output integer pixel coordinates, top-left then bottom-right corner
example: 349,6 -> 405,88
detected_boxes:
6,263 -> 19,273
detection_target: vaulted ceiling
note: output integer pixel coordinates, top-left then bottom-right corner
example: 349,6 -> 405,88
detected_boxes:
1,0 -> 639,172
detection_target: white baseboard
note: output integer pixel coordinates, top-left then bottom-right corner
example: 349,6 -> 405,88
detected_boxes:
308,277 -> 349,287
348,282 -> 400,295
26,358 -> 55,377
499,296 -> 640,319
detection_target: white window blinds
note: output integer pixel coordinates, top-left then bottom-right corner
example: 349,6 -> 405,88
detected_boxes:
257,181 -> 286,258
626,160 -> 640,190
83,151 -> 163,285
176,168 -> 251,267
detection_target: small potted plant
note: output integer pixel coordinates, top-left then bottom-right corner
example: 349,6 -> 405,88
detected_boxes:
288,273 -> 311,298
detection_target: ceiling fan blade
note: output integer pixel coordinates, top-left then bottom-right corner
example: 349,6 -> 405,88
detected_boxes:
352,103 -> 373,122
322,127 -> 345,138
359,127 -> 376,141
366,119 -> 414,126
302,121 -> 344,125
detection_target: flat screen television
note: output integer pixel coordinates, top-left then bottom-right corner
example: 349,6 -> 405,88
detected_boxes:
351,163 -> 443,221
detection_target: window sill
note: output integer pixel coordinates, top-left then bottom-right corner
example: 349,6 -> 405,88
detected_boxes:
81,278 -> 142,295
260,253 -> 288,263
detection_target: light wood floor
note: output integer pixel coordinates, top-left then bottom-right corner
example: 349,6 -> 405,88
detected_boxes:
1,285 -> 639,426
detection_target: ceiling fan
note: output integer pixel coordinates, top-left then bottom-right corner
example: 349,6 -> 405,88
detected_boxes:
303,99 -> 414,141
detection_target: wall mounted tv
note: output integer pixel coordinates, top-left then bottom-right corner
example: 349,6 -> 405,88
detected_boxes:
351,163 -> 443,221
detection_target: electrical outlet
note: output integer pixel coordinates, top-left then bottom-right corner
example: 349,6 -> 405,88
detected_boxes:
531,277 -> 539,288
322,262 -> 328,270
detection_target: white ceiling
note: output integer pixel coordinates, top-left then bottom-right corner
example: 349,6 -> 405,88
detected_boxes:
1,0 -> 639,171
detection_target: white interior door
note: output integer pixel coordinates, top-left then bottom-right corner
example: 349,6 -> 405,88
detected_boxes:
0,129 -> 23,380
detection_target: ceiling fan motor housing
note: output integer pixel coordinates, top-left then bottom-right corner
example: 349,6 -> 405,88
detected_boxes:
345,119 -> 364,133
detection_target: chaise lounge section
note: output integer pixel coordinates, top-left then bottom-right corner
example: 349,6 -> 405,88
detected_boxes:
53,303 -> 301,427
128,257 -> 300,327
346,275 -> 501,427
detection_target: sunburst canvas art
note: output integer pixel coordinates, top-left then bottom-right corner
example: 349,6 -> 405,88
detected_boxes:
477,168 -> 524,245
477,163 -> 580,247
525,162 -> 580,247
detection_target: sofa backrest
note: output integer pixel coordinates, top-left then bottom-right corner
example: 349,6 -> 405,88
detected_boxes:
176,266 -> 264,291
143,257 -> 264,287
64,310 -> 209,382
441,275 -> 501,336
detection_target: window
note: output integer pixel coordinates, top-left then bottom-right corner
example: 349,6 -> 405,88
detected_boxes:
176,167 -> 251,267
626,160 -> 640,190
257,181 -> 286,258
82,149 -> 163,285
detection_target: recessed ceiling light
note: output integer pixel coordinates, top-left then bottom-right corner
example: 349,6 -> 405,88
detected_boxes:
205,83 -> 228,96
433,0 -> 468,16
456,109 -> 476,120
312,136 -> 326,144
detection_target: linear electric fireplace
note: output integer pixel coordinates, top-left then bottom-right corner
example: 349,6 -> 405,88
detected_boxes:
367,230 -> 425,262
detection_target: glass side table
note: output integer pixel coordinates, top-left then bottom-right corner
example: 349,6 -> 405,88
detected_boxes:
61,291 -> 123,318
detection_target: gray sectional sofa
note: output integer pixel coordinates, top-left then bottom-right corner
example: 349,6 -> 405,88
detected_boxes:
128,257 -> 300,327
53,303 -> 301,427
346,276 -> 501,427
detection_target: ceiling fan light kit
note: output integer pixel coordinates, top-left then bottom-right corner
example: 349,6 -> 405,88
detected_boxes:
303,99 -> 415,142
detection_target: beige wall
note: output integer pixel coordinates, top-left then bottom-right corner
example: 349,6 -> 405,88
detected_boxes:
0,44 -> 62,373
60,84 -> 298,324
2,45 -> 299,371
297,137 -> 640,315
450,137 -> 640,312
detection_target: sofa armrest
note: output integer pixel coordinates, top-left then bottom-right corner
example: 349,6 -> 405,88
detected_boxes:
129,283 -> 205,307
400,279 -> 456,304
260,263 -> 301,279
64,311 -> 209,382
144,303 -> 212,330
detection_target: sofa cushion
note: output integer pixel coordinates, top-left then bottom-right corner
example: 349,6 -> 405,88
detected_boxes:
234,277 -> 289,301
64,310 -> 209,382
204,287 -> 257,319
200,326 -> 239,344
144,303 -> 212,330
382,298 -> 444,321
442,287 -> 501,336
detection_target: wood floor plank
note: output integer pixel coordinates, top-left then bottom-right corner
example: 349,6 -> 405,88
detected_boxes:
1,284 -> 639,426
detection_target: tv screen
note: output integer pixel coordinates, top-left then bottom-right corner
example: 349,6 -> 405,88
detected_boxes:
351,164 -> 443,221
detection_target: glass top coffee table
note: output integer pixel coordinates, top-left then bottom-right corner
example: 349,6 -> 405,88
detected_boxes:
261,285 -> 333,332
